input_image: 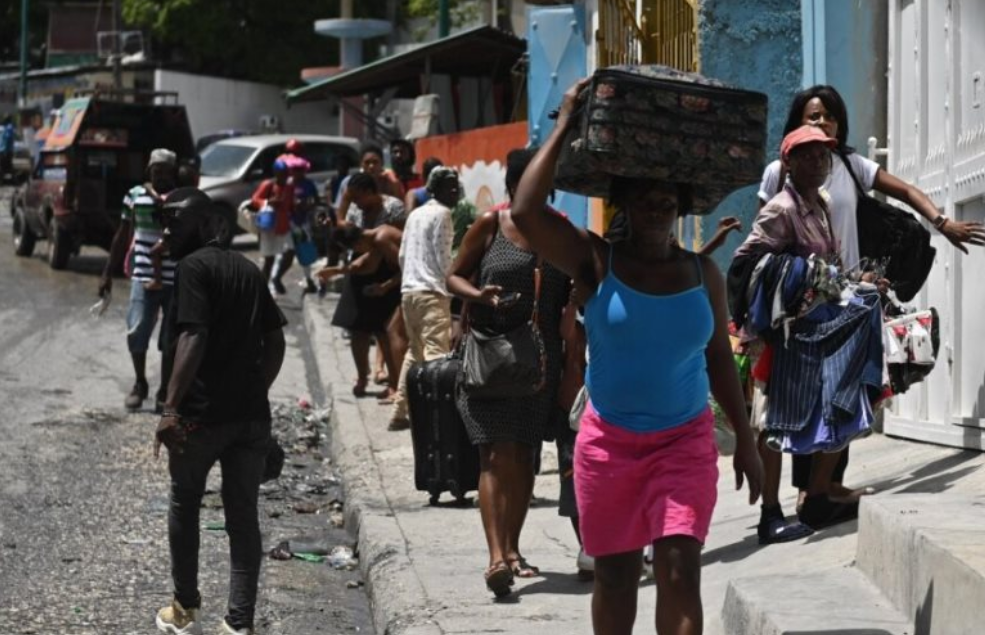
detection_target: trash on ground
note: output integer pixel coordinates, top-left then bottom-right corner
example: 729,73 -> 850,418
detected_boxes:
202,521 -> 225,531
269,542 -> 293,561
121,537 -> 150,546
294,501 -> 321,514
327,545 -> 357,570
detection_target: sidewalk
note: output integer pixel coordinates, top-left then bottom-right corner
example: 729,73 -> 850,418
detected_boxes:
303,294 -> 985,635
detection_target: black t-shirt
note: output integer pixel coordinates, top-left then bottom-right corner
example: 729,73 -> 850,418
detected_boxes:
171,246 -> 287,424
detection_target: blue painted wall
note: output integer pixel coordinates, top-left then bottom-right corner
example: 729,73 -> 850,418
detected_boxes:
527,4 -> 590,227
697,0 -> 887,270
803,0 -> 888,153
697,0 -> 803,269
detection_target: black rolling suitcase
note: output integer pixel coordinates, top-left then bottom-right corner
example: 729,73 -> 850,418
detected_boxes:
407,355 -> 480,505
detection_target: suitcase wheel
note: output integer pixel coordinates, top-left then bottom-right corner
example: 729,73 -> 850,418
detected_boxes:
428,482 -> 443,506
448,480 -> 463,500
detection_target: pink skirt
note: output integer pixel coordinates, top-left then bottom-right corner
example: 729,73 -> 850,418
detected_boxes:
574,401 -> 719,557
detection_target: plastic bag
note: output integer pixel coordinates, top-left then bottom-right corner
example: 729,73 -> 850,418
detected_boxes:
255,204 -> 276,232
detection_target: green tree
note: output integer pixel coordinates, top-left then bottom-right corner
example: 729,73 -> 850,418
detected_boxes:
0,0 -> 49,68
407,0 -> 484,37
122,0 -> 394,85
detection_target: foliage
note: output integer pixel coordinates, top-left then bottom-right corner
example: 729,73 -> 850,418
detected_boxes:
0,0 -> 49,68
406,0 -> 484,38
121,0 -> 396,85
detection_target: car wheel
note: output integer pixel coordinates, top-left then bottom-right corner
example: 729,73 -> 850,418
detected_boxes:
12,205 -> 36,257
48,219 -> 71,270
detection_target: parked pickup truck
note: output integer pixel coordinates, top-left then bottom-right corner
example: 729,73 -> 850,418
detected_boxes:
10,91 -> 194,269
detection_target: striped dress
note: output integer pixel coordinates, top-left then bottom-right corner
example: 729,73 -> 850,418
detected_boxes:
123,185 -> 175,285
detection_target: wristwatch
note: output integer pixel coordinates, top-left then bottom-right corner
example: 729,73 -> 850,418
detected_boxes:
932,215 -> 949,230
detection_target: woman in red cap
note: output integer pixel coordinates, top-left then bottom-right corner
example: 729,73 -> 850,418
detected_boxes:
734,123 -> 896,545
751,87 -> 985,540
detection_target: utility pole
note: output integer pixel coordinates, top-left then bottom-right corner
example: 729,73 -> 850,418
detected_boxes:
112,0 -> 122,91
438,0 -> 450,38
18,0 -> 28,108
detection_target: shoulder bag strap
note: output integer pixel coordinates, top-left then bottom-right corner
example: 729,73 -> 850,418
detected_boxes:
835,150 -> 867,197
462,210 -> 502,336
530,256 -> 543,327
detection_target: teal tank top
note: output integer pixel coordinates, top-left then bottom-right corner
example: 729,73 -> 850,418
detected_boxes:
584,250 -> 714,433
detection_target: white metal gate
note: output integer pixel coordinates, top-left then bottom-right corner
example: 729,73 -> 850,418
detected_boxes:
885,0 -> 985,450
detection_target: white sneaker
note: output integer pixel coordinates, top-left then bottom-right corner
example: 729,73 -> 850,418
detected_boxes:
219,619 -> 254,635
576,548 -> 595,572
155,599 -> 203,635
641,545 -> 655,581
577,548 -> 595,581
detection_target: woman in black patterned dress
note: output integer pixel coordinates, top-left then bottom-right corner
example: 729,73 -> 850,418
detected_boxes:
447,149 -> 569,597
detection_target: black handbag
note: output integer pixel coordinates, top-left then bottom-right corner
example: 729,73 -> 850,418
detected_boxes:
461,260 -> 546,400
837,152 -> 935,302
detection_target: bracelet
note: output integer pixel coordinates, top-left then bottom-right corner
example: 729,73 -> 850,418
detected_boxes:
161,408 -> 180,419
932,215 -> 949,230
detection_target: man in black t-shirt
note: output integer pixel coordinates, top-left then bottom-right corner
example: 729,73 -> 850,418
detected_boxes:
153,188 -> 286,635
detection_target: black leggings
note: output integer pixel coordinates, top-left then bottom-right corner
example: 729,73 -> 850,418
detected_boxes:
791,446 -> 849,490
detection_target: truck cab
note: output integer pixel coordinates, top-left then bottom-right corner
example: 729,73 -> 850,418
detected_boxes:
11,91 -> 194,269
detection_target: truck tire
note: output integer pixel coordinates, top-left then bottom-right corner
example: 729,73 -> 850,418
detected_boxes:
12,206 -> 36,257
48,220 -> 71,270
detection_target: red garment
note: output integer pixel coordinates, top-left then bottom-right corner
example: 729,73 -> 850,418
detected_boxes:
251,179 -> 294,235
752,343 -> 773,383
400,173 -> 425,192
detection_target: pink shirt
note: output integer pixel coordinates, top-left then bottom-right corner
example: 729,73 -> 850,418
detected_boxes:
735,184 -> 839,262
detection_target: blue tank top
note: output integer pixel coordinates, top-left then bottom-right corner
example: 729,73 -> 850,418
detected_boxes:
584,250 -> 714,433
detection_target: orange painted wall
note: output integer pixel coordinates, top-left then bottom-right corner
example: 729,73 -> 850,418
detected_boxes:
415,122 -> 527,171
414,122 -> 528,213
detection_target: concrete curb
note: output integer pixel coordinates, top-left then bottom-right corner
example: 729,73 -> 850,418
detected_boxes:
303,297 -> 441,635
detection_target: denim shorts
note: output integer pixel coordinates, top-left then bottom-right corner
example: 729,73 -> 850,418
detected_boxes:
126,281 -> 174,354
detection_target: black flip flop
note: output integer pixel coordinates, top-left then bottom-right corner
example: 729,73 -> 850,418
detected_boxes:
798,495 -> 860,529
758,516 -> 815,545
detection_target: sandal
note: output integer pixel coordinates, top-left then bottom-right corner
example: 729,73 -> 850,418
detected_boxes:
373,370 -> 389,385
829,484 -> 877,505
757,505 -> 814,545
484,561 -> 513,598
352,378 -> 369,398
798,494 -> 859,530
377,389 -> 397,405
507,554 -> 540,578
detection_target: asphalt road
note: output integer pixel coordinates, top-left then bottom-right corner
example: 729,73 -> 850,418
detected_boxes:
0,190 -> 374,635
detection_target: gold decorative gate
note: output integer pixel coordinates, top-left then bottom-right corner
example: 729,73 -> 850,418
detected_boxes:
597,0 -> 699,71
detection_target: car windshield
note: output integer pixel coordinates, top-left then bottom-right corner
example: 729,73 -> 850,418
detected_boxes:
199,144 -> 255,178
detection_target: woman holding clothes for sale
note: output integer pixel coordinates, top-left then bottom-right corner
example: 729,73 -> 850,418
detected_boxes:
510,78 -> 763,635
754,85 -> 985,534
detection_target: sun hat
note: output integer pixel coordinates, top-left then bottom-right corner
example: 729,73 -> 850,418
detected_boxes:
780,125 -> 837,161
147,148 -> 177,169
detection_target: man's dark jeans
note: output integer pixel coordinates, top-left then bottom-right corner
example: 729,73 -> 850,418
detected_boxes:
168,418 -> 270,630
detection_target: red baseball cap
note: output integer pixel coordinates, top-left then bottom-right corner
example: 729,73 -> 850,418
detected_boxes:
780,125 -> 837,161
285,138 -> 302,153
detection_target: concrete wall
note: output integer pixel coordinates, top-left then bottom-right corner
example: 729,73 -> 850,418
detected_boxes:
153,70 -> 338,142
696,0 -> 804,268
